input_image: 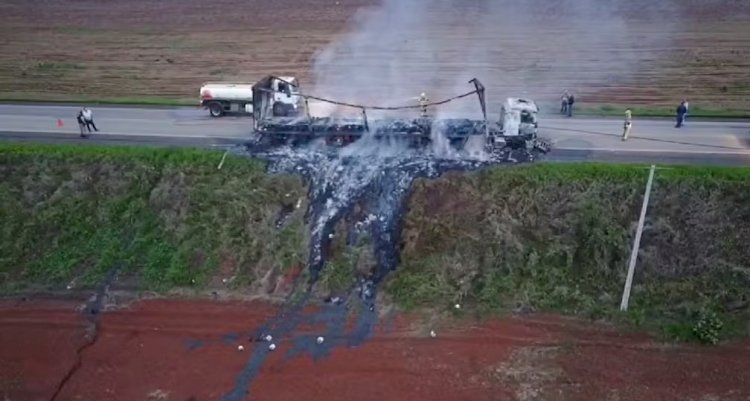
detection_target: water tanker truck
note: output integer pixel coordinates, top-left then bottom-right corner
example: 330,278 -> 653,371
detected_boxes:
199,76 -> 302,118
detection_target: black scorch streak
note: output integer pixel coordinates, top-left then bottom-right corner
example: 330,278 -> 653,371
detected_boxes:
219,132 -> 546,400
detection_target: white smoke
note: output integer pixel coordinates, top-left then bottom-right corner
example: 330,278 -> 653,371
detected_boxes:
310,0 -> 679,116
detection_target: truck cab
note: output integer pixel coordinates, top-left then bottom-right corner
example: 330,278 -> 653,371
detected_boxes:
270,76 -> 302,117
485,97 -> 540,150
199,75 -> 302,118
499,97 -> 539,138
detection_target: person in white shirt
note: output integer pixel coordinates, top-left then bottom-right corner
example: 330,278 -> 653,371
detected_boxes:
683,99 -> 689,121
77,106 -> 98,136
622,108 -> 632,141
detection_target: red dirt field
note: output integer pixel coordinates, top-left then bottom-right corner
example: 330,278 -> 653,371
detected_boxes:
2,299 -> 750,401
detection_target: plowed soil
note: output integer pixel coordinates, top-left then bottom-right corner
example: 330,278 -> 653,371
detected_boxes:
2,298 -> 749,401
0,0 -> 748,109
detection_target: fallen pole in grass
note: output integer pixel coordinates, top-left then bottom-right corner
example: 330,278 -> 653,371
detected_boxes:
620,164 -> 656,312
217,149 -> 229,170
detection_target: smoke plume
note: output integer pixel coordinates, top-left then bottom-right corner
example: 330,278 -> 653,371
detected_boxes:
310,0 -> 679,118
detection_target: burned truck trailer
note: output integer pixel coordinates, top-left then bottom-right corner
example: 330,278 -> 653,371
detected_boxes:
255,117 -> 490,148
250,76 -> 550,154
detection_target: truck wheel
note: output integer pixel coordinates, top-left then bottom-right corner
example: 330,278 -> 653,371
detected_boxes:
208,102 -> 224,118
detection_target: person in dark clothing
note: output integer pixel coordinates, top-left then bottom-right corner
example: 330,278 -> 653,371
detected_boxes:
566,94 -> 575,117
76,112 -> 87,138
675,101 -> 687,128
77,107 -> 98,136
561,91 -> 569,115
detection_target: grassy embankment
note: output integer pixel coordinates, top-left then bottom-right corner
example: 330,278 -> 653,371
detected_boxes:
1,143 -> 749,343
390,164 -> 750,344
0,143 -> 308,295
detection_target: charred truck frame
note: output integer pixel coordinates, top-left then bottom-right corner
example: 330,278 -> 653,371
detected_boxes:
250,75 -> 550,156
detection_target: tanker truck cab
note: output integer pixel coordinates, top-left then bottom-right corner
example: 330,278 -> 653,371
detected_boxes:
199,76 -> 302,118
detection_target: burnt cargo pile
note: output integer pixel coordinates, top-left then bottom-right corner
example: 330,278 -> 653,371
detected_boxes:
248,76 -> 552,157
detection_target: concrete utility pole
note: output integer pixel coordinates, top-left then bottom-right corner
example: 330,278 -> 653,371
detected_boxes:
217,149 -> 229,170
620,164 -> 656,312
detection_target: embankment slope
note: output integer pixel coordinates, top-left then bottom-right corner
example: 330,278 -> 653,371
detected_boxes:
1,144 -> 748,342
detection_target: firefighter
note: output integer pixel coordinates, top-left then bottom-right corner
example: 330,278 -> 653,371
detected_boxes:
418,92 -> 429,118
622,108 -> 632,141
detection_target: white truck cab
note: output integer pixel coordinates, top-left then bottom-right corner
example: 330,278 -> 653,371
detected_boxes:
200,76 -> 301,118
269,76 -> 302,117
485,97 -> 540,150
499,97 -> 539,138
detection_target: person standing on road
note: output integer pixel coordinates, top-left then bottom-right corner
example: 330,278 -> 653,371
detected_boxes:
77,106 -> 98,136
418,92 -> 429,118
561,91 -> 569,115
566,93 -> 575,117
682,99 -> 689,122
622,108 -> 632,141
76,111 -> 87,137
675,101 -> 687,128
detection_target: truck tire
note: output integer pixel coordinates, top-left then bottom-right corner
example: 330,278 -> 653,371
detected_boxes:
208,102 -> 224,118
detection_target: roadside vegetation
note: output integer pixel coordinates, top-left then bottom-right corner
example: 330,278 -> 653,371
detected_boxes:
0,143 -> 308,294
2,97 -> 747,119
391,164 -> 750,344
1,143 -> 749,344
0,95 -> 194,107
572,104 -> 750,119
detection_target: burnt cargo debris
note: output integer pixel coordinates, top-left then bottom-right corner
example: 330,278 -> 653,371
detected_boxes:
248,76 -> 551,157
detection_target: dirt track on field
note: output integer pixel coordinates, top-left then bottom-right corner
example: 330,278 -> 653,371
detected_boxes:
0,0 -> 748,110
2,299 -> 749,401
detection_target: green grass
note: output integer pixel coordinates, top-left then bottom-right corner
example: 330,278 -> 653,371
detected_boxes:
389,163 -> 750,343
0,94 -> 195,107
0,93 -> 747,118
3,144 -> 750,343
0,143 -> 307,292
570,104 -> 750,119
33,62 -> 85,71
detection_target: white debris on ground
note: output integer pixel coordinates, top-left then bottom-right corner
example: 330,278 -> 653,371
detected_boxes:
264,334 -> 273,342
268,343 -> 276,351
430,330 -> 437,338
238,345 -> 244,351
454,303 -> 461,309
317,336 -> 325,344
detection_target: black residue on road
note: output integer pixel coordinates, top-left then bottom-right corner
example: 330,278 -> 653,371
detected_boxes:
221,139 -> 539,401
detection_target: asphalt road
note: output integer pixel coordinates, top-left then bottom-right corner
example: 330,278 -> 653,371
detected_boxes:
1,104 -> 749,165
